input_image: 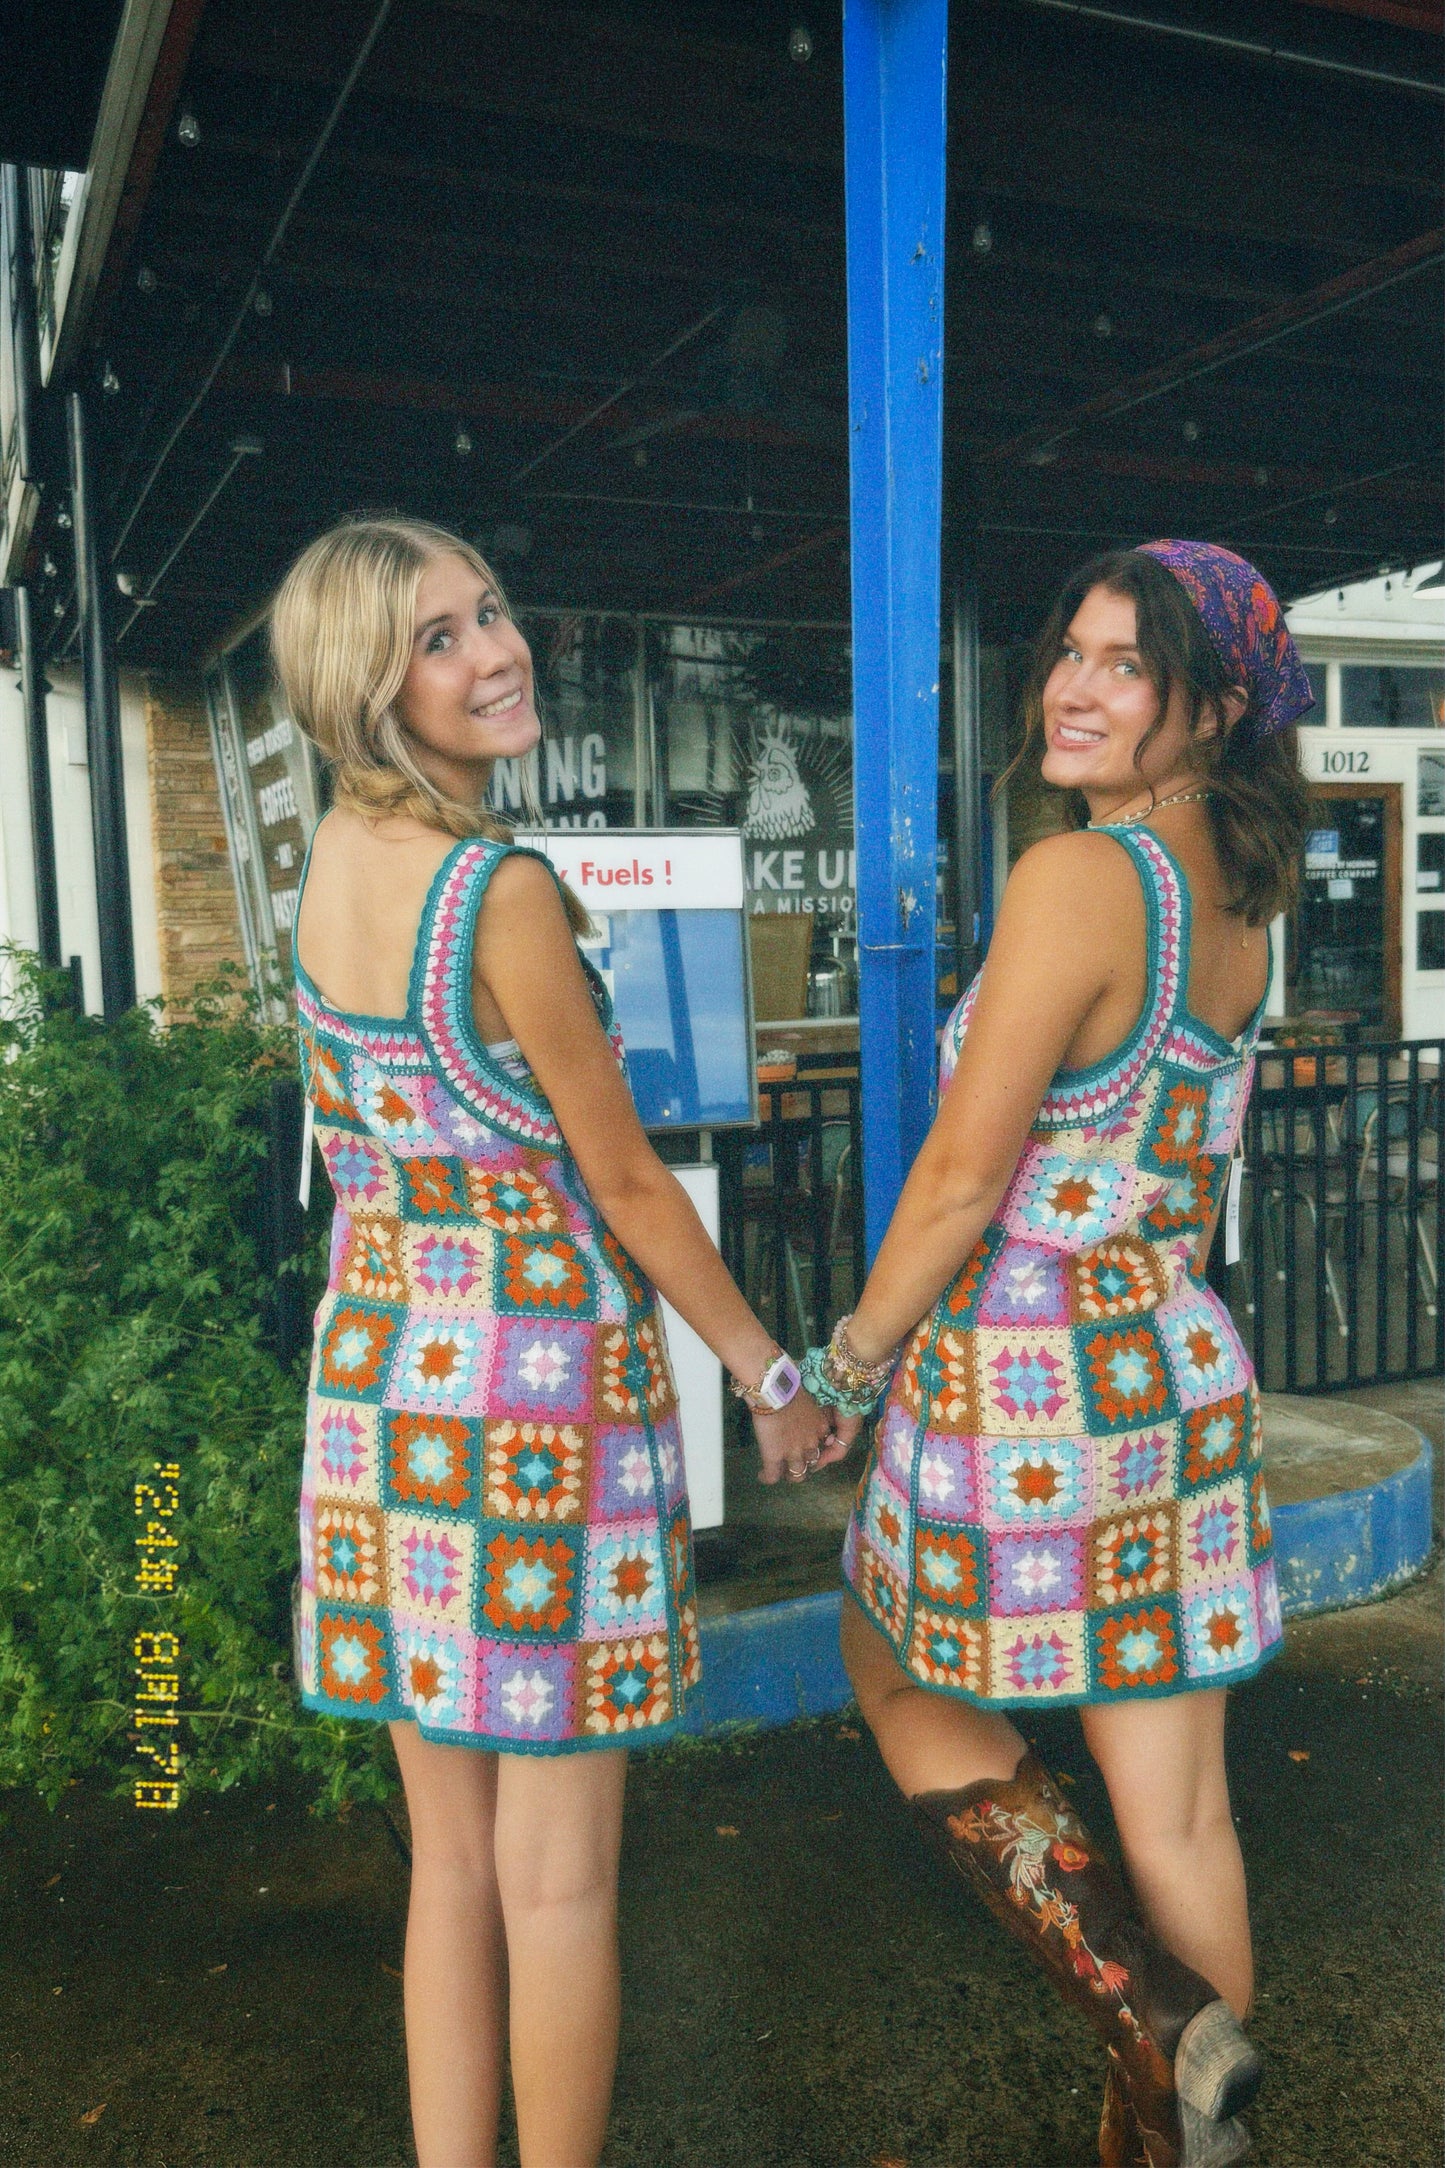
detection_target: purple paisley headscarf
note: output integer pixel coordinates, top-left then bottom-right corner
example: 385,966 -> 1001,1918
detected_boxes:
1137,539 -> 1313,739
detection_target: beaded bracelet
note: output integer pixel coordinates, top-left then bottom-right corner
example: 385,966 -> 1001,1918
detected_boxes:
799,1315 -> 900,1417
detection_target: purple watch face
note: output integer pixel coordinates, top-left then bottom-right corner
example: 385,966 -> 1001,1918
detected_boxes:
760,1352 -> 801,1410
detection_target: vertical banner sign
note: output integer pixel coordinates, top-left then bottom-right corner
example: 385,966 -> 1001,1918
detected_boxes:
843,0 -> 949,1257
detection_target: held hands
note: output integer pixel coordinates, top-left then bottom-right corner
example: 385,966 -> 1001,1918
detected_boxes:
752,1390 -> 849,1486
828,1410 -> 867,1453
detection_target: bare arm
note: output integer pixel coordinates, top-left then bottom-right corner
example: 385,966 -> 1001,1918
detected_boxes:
473,856 -> 842,1479
844,831 -> 1142,1369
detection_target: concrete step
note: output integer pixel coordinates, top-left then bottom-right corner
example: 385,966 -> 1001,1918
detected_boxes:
1263,1393 -> 1434,1617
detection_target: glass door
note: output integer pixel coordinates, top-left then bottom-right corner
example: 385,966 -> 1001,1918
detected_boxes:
1288,783 -> 1403,1035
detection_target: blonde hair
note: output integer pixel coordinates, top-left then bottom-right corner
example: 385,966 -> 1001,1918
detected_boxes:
271,515 -> 589,931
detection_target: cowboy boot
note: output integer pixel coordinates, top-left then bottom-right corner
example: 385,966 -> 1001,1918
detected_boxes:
912,1753 -> 1260,2168
1100,2051 -> 1147,2168
1101,2047 -> 1257,2168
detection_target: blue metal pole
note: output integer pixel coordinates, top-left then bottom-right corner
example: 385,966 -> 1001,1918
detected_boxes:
843,0 -> 948,1260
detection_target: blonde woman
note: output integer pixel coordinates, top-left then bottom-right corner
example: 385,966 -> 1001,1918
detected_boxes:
271,516 -> 840,2168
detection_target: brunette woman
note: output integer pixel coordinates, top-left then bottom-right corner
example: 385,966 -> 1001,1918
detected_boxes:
271,517 -> 840,2168
804,543 -> 1312,2167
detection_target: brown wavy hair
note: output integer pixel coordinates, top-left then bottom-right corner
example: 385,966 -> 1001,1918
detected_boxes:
1002,548 -> 1311,925
271,515 -> 589,932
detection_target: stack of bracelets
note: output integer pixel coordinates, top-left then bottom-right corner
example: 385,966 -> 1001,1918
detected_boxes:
800,1315 -> 900,1418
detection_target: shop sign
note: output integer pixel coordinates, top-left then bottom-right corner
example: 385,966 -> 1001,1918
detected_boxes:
521,829 -> 744,911
492,733 -> 610,828
738,722 -> 855,920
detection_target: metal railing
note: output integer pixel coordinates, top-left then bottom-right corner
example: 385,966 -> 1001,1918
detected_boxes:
719,1044 -> 1443,1394
714,1073 -> 866,1349
1235,1038 -> 1443,1392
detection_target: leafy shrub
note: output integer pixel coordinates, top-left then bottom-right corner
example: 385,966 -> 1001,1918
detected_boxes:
0,950 -> 394,1812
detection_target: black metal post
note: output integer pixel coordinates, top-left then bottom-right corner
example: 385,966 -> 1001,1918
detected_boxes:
950,560 -> 983,988
66,388 -> 136,1019
2,166 -> 49,496
13,582 -> 61,967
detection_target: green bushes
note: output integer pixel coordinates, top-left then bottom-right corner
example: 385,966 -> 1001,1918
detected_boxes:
0,951 -> 393,1812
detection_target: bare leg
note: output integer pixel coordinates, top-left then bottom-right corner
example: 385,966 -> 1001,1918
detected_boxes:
840,1596 -> 1027,1793
494,1746 -> 629,2168
389,1721 -> 508,2168
1081,1690 -> 1254,2020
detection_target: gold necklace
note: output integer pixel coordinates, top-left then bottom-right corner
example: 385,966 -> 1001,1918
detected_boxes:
1090,786 -> 1213,828
1091,789 -> 1251,946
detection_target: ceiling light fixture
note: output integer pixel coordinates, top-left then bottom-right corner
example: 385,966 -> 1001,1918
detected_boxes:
454,428 -> 473,456
788,24 -> 813,62
177,110 -> 201,147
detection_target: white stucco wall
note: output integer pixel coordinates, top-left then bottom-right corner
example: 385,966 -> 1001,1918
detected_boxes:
0,662 -> 160,1011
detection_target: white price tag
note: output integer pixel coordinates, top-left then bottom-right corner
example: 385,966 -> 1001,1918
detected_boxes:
1224,1153 -> 1243,1267
298,1097 -> 314,1213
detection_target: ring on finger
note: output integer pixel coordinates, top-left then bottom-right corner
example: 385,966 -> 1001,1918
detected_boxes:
786,1460 -> 808,1480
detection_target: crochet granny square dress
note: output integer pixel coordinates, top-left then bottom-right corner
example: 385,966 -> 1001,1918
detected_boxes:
293,837 -> 700,1752
843,826 -> 1284,1709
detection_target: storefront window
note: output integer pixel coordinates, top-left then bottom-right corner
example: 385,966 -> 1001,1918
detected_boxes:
492,612 -> 637,829
653,621 -> 856,1013
1340,664 -> 1445,730
1418,912 -> 1445,974
1418,833 -> 1445,896
1418,752 -> 1445,818
1292,798 -> 1392,1029
206,624 -> 320,999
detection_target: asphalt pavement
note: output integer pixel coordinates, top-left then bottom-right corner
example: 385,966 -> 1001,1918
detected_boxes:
2,1386 -> 1439,2168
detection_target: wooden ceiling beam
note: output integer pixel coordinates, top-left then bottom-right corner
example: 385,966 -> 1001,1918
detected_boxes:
166,126 -> 1432,331
192,1 -> 842,172
185,3 -> 1433,254
206,356 -> 839,455
980,227 -> 1444,467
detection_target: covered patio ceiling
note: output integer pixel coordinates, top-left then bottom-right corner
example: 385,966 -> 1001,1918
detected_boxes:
29,0 -> 1445,667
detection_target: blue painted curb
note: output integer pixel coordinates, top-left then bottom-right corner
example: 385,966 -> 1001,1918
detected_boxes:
687,1434 -> 1435,1736
1275,1432 -> 1434,1620
684,1592 -> 853,1735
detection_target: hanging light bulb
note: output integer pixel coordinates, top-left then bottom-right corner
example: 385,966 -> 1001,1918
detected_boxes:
788,24 -> 813,62
177,110 -> 201,147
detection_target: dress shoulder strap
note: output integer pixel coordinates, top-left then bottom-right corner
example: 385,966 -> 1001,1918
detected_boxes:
413,838 -> 567,1150
1037,825 -> 1187,1127
1108,825 -> 1190,1028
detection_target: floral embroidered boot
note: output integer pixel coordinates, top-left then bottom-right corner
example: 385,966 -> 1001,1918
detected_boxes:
1099,2051 -> 1147,2168
1099,2047 -> 1255,2168
912,1753 -> 1261,2168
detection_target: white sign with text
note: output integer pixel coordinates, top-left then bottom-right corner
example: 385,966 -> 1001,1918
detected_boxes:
517,830 -> 745,912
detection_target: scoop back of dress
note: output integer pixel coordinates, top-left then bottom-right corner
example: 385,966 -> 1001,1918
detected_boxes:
292,836 -> 700,1752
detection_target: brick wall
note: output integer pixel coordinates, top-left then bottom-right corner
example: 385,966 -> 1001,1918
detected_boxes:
144,674 -> 247,1009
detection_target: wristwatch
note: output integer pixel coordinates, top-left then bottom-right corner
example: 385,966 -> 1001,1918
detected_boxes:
730,1348 -> 802,1414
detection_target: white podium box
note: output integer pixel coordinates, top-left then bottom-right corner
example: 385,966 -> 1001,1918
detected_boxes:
659,1163 -> 725,1533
